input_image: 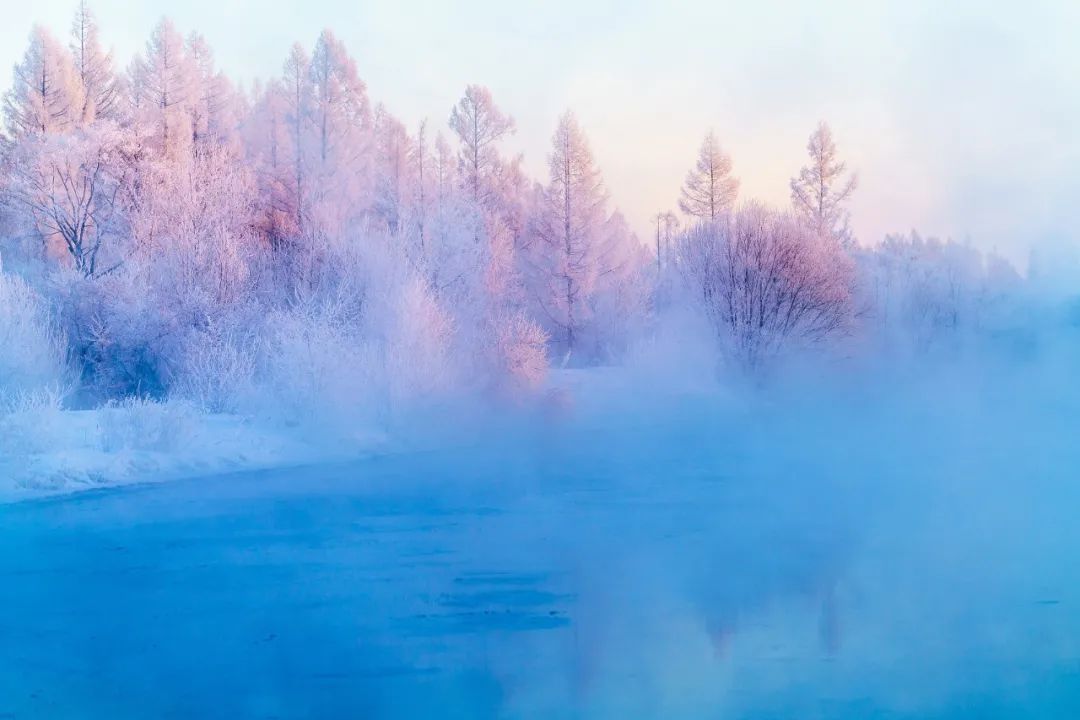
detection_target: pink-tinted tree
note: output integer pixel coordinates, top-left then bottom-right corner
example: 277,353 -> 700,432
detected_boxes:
69,1 -> 116,124
281,43 -> 312,232
244,77 -> 295,247
6,121 -> 134,277
530,111 -> 621,360
448,85 -> 515,208
186,33 -> 240,150
677,203 -> 854,369
3,25 -> 82,138
373,104 -> 412,235
790,122 -> 858,245
304,30 -> 374,242
679,131 -> 739,222
309,30 -> 371,167
128,18 -> 192,155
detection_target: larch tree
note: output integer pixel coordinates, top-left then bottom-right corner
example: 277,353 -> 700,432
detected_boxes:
281,43 -> 312,233
434,131 -> 456,207
308,30 -> 371,167
245,78 -> 295,247
372,104 -> 412,235
186,32 -> 238,149
130,18 -> 192,154
409,120 -> 432,255
654,210 -> 679,269
531,111 -> 614,359
69,0 -> 116,124
422,129 -> 472,288
448,85 -> 515,208
447,86 -> 530,310
790,121 -> 858,245
306,30 -> 373,239
3,25 -> 82,138
679,131 -> 739,222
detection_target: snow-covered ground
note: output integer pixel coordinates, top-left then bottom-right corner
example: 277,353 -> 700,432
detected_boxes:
4,362 -> 1080,718
0,364 -> 705,504
0,398 -> 391,503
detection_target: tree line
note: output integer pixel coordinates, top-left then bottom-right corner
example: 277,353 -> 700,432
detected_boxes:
0,4 -> 1024,414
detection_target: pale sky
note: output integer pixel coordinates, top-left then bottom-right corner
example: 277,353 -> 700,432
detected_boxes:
4,0 -> 1080,263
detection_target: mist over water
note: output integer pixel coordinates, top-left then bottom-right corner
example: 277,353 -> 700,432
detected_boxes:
6,327 -> 1080,718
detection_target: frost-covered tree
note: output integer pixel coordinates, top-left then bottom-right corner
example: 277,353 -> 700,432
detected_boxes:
244,78 -> 293,247
443,87 -> 534,366
530,112 -> 620,359
6,122 -> 133,277
857,232 -> 1021,352
448,85 -> 515,208
790,122 -> 858,245
587,211 -> 651,359
434,131 -> 456,206
679,131 -> 738,222
129,18 -> 192,154
3,26 -> 82,138
408,120 -> 433,254
280,43 -> 312,234
186,32 -> 239,149
137,145 -> 256,309
677,203 -> 853,369
304,30 -> 373,240
483,155 -> 531,294
69,0 -> 116,124
654,210 -> 679,269
309,30 -> 371,166
244,34 -> 372,262
373,105 -> 412,234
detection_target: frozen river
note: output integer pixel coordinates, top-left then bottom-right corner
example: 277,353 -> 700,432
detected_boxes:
3,395 -> 1080,718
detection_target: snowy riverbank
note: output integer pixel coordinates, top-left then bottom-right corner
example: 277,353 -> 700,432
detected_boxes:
0,398 -> 390,503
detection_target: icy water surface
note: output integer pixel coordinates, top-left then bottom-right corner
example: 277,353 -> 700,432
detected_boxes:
3,403 -> 1080,718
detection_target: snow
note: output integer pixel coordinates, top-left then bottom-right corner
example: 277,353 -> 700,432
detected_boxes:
0,399 -> 389,503
0,358 -> 717,504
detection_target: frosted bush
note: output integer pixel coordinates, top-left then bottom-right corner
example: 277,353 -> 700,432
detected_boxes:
0,388 -> 67,456
383,275 -> 457,406
98,397 -> 196,453
0,271 -> 68,405
676,204 -> 854,370
52,264 -> 170,400
258,305 -> 382,429
486,310 -> 548,396
174,327 -> 257,413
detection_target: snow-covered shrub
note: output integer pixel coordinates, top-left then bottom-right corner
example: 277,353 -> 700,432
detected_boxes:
0,387 -> 67,456
257,302 -> 380,429
383,275 -> 457,406
42,142 -> 263,403
52,264 -> 170,400
485,310 -> 549,395
0,271 -> 68,405
173,326 -> 257,413
98,397 -> 196,454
